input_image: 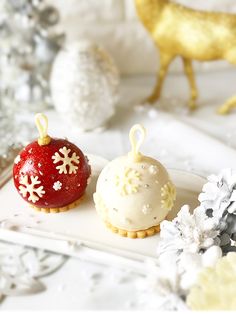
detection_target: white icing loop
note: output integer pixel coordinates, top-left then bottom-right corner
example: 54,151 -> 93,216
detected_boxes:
35,113 -> 51,146
35,113 -> 48,139
129,124 -> 146,162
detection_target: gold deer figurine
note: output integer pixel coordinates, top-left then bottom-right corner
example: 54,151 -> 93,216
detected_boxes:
135,0 -> 236,114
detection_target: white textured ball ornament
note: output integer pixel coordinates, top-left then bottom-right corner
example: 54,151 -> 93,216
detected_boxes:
50,41 -> 119,131
94,124 -> 176,238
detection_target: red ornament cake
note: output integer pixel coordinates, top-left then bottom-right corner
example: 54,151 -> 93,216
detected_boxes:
13,113 -> 91,213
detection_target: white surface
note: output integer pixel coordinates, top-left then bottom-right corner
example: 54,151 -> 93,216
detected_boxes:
2,70 -> 236,309
0,159 -> 204,263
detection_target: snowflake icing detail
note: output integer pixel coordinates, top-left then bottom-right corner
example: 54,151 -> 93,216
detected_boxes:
53,181 -> 62,191
161,181 -> 176,210
52,146 -> 80,174
115,167 -> 141,196
19,175 -> 45,203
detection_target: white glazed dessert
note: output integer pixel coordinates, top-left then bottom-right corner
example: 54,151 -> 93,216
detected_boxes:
93,124 -> 176,238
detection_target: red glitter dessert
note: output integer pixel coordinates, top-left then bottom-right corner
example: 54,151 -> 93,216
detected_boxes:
13,113 -> 91,213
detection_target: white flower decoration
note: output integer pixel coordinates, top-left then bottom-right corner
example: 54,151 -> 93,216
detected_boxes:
53,181 -> 62,191
52,146 -> 80,174
159,205 -> 220,256
199,168 -> 236,218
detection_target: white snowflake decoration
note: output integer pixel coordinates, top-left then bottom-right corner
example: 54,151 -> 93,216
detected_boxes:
52,146 -> 80,174
115,167 -> 141,196
161,182 -> 176,211
19,175 -> 45,203
53,181 -> 62,191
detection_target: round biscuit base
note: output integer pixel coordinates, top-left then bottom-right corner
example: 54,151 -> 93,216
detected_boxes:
105,221 -> 160,239
30,196 -> 84,213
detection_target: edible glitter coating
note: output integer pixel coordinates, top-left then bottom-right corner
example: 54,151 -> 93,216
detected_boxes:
13,138 -> 91,209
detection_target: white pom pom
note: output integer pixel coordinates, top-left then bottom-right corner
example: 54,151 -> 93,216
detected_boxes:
50,40 -> 119,131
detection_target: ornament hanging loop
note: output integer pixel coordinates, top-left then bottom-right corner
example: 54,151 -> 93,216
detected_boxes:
128,124 -> 146,162
35,113 -> 51,146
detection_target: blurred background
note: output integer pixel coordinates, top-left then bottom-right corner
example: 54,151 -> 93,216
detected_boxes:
2,0 -> 236,188
49,0 -> 236,74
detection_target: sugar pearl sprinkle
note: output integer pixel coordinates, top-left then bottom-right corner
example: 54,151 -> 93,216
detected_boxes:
53,181 -> 62,191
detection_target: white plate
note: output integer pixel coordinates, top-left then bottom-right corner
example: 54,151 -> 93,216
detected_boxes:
0,154 -> 206,266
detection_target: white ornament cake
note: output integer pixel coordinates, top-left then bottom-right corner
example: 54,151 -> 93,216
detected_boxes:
94,124 -> 176,238
50,40 -> 119,131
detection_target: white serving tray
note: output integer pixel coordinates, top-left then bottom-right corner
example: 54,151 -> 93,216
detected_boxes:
0,155 -> 205,271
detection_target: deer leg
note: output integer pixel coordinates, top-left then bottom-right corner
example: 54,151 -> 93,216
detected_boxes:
218,96 -> 236,115
218,51 -> 236,114
182,58 -> 198,110
145,53 -> 174,104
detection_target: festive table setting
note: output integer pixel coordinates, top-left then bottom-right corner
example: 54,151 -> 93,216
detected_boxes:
1,0 -> 236,311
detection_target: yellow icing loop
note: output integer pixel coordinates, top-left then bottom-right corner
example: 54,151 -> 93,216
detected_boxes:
128,124 -> 146,162
35,113 -> 51,146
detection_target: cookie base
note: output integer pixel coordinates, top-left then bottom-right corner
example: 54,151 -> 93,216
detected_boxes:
105,221 -> 160,239
31,196 -> 84,213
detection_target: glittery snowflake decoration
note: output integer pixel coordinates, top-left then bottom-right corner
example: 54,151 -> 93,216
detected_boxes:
19,175 -> 45,203
52,146 -> 80,174
161,182 -> 176,211
159,205 -> 220,256
115,168 -> 141,196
